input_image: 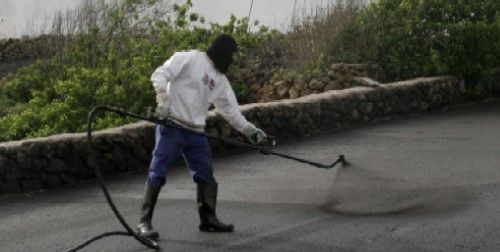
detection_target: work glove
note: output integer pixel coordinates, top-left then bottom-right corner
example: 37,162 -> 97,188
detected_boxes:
154,88 -> 170,120
242,124 -> 267,145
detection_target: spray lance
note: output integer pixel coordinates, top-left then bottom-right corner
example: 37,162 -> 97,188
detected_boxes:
69,105 -> 346,251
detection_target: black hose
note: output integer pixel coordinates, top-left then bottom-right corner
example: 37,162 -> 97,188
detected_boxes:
69,105 -> 345,251
68,107 -> 160,252
68,232 -> 132,252
89,106 -> 345,169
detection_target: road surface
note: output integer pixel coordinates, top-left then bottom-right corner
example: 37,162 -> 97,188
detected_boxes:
1,100 -> 499,252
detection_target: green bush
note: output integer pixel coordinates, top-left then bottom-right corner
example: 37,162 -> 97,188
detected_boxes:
440,22 -> 500,88
0,0 -> 272,142
336,0 -> 500,86
1,0 -> 498,142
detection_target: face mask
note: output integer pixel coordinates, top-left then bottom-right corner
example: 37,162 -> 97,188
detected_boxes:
210,52 -> 233,74
207,34 -> 238,74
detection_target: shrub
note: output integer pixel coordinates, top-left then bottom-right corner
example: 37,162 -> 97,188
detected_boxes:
0,0 -> 273,142
338,0 -> 500,88
1,0 -> 498,142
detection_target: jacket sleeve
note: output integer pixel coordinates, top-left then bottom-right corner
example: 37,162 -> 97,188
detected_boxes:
150,51 -> 190,91
213,78 -> 252,132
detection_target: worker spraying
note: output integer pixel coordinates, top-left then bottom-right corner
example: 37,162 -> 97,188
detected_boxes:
137,34 -> 268,238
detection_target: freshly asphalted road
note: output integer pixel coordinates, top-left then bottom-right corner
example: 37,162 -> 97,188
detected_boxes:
1,100 -> 499,252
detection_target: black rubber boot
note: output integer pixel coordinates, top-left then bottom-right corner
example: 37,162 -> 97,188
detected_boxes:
197,182 -> 234,232
137,183 -> 161,239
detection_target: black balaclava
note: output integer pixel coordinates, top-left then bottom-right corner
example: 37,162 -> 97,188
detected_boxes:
206,34 -> 238,74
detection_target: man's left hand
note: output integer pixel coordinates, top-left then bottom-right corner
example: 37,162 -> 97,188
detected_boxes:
242,124 -> 267,145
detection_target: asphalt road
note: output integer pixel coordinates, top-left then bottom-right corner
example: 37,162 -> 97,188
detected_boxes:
1,100 -> 499,252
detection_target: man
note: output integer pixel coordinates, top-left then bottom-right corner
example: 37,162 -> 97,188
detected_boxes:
137,34 -> 267,239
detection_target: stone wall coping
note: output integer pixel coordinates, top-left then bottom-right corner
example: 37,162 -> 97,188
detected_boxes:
0,121 -> 153,150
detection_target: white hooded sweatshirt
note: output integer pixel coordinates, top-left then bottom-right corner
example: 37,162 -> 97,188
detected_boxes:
150,50 -> 252,132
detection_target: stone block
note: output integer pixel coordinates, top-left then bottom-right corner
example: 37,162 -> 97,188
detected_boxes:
222,124 -> 232,138
45,174 -> 62,189
334,72 -> 345,82
330,63 -> 345,70
293,79 -> 307,91
353,77 -> 381,88
351,109 -> 360,120
355,93 -> 367,100
345,73 -> 353,82
324,81 -> 342,91
289,88 -> 300,99
277,85 -> 289,97
1,180 -> 21,193
133,144 -> 148,162
4,166 -> 22,180
309,79 -> 325,90
273,80 -> 284,87
126,156 -> 144,171
327,70 -> 336,79
359,103 -> 375,114
33,158 -> 48,171
331,101 -> 347,113
64,156 -> 85,173
21,168 -> 41,179
47,159 -> 67,172
300,89 -> 312,96
0,154 -> 7,174
20,178 -> 42,192
16,152 -> 32,170
44,146 -> 56,160
60,173 -> 77,185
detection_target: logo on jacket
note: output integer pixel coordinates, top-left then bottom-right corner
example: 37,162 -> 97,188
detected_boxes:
202,74 -> 216,91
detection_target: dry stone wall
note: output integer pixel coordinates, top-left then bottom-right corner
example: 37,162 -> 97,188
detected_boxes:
488,67 -> 500,94
0,76 -> 465,194
257,63 -> 385,102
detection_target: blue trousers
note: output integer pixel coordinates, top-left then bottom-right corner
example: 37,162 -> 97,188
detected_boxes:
147,124 -> 216,188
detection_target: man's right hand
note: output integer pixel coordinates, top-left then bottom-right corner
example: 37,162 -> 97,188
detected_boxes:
154,103 -> 170,120
154,89 -> 170,119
